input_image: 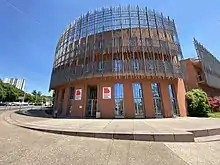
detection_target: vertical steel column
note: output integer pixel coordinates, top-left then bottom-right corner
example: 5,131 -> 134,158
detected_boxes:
78,15 -> 83,77
92,11 -> 97,75
153,10 -> 165,77
134,6 -> 140,79
168,16 -> 175,77
128,5 -> 134,78
147,9 -> 156,77
172,19 -> 184,78
72,21 -> 77,78
137,5 -> 146,75
161,13 -> 172,78
172,19 -> 183,60
83,13 -> 89,77
145,7 -> 155,76
111,7 -> 114,76
101,8 -> 105,77
119,5 -> 124,78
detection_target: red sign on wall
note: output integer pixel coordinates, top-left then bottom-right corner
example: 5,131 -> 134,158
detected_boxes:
103,87 -> 111,99
75,89 -> 82,100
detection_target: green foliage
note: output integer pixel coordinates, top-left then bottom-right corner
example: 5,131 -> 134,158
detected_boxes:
31,90 -> 49,104
0,81 -> 6,101
208,112 -> 220,118
186,89 -> 211,117
0,81 -> 24,102
24,93 -> 35,103
0,82 -> 48,104
32,90 -> 37,96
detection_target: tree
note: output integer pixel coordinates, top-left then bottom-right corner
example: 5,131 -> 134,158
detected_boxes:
186,89 -> 211,117
37,91 -> 42,97
32,90 -> 37,96
0,81 -> 6,101
3,83 -> 20,102
24,93 -> 35,103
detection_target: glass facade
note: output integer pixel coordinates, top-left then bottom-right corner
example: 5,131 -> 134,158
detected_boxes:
114,83 -> 124,117
132,83 -> 144,117
151,83 -> 163,117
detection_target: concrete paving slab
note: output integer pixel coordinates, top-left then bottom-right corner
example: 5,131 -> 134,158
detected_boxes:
4,110 -> 220,142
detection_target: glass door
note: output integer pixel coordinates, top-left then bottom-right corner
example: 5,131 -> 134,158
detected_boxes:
132,83 -> 144,118
168,84 -> 179,117
86,86 -> 97,118
151,83 -> 163,118
114,83 -> 124,118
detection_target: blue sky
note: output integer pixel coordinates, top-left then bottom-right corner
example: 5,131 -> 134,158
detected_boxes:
0,0 -> 219,95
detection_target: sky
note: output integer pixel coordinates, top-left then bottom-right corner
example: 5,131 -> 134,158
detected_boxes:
0,0 -> 219,95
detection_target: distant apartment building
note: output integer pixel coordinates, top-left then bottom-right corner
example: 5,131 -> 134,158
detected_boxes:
3,78 -> 25,91
181,39 -> 220,97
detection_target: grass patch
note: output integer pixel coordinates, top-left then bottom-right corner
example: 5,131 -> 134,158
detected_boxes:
208,112 -> 220,118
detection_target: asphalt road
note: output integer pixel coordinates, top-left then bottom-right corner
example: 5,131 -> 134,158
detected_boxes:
1,111 -> 220,165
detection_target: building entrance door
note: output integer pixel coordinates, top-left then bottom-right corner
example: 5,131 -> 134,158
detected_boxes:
86,86 -> 97,118
132,83 -> 144,118
151,83 -> 163,118
114,83 -> 124,118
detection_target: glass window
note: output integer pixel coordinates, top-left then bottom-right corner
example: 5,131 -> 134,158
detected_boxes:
131,59 -> 139,71
151,83 -> 163,117
98,61 -> 104,70
114,60 -> 122,72
151,83 -> 160,98
114,83 -> 124,116
69,87 -> 75,99
132,83 -> 144,117
85,63 -> 89,72
168,84 -> 179,116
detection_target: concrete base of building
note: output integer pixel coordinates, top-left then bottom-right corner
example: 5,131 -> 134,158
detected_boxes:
54,77 -> 187,119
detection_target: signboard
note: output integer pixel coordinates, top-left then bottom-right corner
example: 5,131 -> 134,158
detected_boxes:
103,87 -> 111,99
75,89 -> 82,100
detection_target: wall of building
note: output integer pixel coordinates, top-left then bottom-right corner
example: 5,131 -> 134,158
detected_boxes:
199,84 -> 220,97
182,59 -> 220,97
54,77 -> 186,118
2,78 -> 25,90
181,59 -> 199,91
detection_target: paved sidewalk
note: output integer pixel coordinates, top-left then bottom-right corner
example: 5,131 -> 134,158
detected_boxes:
3,110 -> 220,142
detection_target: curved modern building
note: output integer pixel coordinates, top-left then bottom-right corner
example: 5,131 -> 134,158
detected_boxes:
50,5 -> 187,118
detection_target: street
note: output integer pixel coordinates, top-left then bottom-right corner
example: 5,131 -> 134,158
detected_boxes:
1,111 -> 220,165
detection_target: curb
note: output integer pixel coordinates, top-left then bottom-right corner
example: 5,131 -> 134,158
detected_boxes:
3,111 -> 195,142
189,128 -> 220,137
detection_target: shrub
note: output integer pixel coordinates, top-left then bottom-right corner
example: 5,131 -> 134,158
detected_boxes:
186,89 -> 211,117
207,96 -> 220,112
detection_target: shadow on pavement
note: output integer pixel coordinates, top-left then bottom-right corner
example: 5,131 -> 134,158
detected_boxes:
15,108 -> 53,118
14,108 -> 82,119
